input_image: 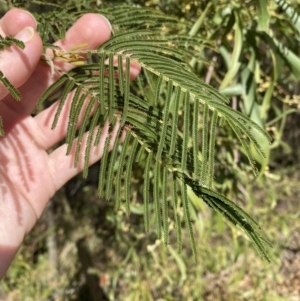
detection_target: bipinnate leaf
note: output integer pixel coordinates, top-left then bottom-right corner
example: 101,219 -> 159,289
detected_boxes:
36,3 -> 272,261
0,71 -> 21,101
0,117 -> 4,136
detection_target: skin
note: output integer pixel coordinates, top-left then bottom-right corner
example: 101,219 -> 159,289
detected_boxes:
0,8 -> 140,279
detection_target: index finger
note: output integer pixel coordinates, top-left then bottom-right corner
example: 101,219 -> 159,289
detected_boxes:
49,13 -> 112,76
0,9 -> 42,101
2,13 -> 112,115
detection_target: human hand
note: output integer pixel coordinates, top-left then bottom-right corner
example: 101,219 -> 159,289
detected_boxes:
0,8 -> 140,279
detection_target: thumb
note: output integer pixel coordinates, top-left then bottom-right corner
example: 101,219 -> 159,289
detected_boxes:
0,9 -> 43,101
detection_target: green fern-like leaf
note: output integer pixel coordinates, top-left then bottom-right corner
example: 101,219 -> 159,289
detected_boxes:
0,117 -> 4,136
162,167 -> 169,245
0,4 -> 44,125
35,3 -> 272,261
143,150 -> 152,233
156,79 -> 173,160
207,110 -> 218,188
200,103 -> 209,183
105,125 -> 123,201
98,130 -> 112,199
274,0 -> 300,35
192,97 -> 200,179
0,35 -> 25,50
172,175 -> 182,254
124,137 -> 138,215
181,181 -> 197,260
0,70 -> 21,101
154,159 -> 162,239
169,86 -> 181,156
115,129 -> 132,210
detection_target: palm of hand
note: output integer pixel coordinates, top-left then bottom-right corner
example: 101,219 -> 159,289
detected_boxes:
0,8 -> 124,278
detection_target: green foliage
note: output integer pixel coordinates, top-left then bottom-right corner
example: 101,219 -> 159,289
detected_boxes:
3,168 -> 300,300
0,34 -> 24,50
2,1 -> 300,299
0,0 -> 277,260
0,116 -> 4,136
0,35 -> 25,135
0,35 -> 24,102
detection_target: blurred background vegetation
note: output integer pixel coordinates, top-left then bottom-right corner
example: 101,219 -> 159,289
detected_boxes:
1,0 -> 300,300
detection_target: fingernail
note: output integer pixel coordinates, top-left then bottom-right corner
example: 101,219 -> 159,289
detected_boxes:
23,10 -> 37,27
99,15 -> 112,31
15,26 -> 34,43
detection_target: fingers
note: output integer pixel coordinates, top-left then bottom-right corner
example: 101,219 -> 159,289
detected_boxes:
48,120 -> 126,191
0,9 -> 42,101
51,13 -> 112,74
0,8 -> 37,36
112,56 -> 141,81
2,13 -> 112,116
57,13 -> 111,51
35,41 -> 141,150
34,57 -> 141,151
34,90 -> 97,150
31,14 -> 113,149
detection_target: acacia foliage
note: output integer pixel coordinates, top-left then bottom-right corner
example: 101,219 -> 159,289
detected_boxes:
3,0 -> 299,260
